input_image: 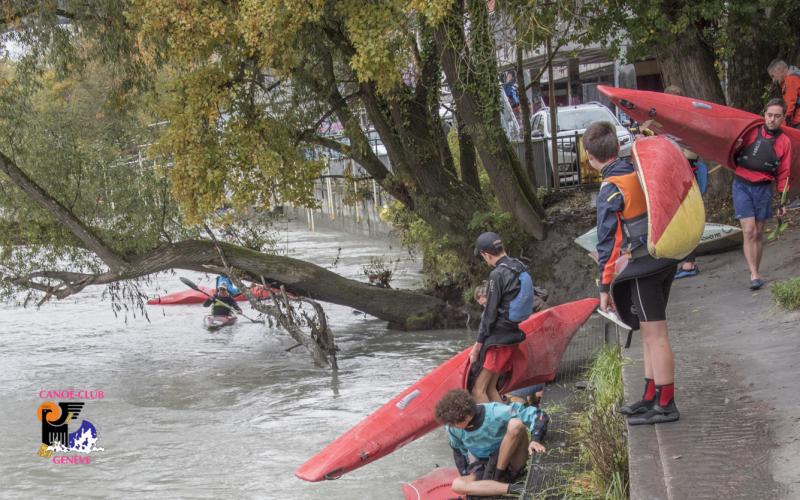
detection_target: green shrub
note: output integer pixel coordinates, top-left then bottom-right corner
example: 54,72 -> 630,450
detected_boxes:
772,277 -> 800,311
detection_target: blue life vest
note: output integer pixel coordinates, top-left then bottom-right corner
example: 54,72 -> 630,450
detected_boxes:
507,270 -> 534,322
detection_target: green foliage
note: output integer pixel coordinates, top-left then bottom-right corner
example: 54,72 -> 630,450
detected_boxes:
573,345 -> 629,498
0,61 -> 191,298
381,200 -> 468,290
772,276 -> 800,311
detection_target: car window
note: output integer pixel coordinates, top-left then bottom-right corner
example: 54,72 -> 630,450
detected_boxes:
556,108 -> 616,131
536,114 -> 546,133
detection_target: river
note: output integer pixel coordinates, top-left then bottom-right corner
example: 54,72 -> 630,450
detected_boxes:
0,223 -> 471,499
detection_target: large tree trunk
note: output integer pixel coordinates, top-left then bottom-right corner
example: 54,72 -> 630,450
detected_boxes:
435,1 -> 546,239
656,24 -> 725,104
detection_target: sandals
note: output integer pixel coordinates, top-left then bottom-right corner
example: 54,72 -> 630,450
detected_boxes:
674,265 -> 700,279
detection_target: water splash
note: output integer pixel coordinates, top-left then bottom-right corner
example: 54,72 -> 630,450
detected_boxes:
47,420 -> 104,454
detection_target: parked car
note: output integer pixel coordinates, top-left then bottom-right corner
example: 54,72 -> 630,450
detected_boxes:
531,103 -> 634,185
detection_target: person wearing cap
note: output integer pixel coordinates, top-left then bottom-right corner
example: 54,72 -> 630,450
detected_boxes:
469,232 -> 535,404
202,283 -> 243,317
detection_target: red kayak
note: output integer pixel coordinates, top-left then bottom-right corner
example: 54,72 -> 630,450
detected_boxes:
598,85 -> 800,190
203,314 -> 238,331
295,297 -> 598,482
147,285 -> 275,305
402,467 -> 462,500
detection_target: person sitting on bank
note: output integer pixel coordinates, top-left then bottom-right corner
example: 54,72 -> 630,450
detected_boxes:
767,60 -> 800,128
586,121 -> 680,425
731,98 -> 792,290
471,232 -> 535,404
203,283 -> 242,316
436,389 -> 548,498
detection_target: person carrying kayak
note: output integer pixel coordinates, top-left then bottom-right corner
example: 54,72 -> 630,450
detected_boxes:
203,283 -> 242,316
731,98 -> 792,290
767,60 -> 800,128
470,232 -> 535,404
435,389 -> 548,497
585,121 -> 680,425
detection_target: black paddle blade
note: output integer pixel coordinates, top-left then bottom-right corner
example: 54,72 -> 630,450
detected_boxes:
179,277 -> 200,291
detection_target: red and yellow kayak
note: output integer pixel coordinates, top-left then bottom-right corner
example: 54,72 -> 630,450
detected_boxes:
598,85 -> 800,190
631,136 -> 705,260
294,297 -> 598,482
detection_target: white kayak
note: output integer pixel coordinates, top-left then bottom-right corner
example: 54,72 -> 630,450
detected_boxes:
575,222 -> 742,260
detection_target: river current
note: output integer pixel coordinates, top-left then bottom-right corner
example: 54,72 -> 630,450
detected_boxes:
0,223 -> 471,499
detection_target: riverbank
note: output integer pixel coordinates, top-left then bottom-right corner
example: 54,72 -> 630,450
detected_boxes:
625,212 -> 800,499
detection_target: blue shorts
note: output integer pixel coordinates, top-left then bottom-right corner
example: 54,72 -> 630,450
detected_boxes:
732,179 -> 772,221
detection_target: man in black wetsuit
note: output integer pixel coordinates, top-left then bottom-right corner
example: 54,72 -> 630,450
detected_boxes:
202,284 -> 242,316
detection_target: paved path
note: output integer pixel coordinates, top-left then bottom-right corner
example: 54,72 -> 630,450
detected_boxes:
625,225 -> 800,499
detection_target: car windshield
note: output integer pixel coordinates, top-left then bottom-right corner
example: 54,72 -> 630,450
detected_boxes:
556,108 -> 615,132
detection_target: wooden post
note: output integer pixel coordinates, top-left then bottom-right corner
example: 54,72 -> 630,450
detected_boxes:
547,37 -> 559,188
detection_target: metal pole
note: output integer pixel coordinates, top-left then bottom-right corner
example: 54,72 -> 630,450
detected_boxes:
547,37 -> 559,188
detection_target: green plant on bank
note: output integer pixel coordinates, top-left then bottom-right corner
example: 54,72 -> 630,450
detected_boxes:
772,277 -> 800,311
572,345 -> 629,499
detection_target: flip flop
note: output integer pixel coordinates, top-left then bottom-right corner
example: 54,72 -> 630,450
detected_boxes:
675,266 -> 700,279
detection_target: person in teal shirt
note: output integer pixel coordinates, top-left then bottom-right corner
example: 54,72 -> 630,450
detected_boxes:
435,390 -> 548,497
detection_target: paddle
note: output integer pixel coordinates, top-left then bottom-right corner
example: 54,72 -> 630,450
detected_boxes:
179,277 -> 265,324
768,182 -> 790,242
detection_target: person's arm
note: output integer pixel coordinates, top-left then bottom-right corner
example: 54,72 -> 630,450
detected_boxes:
785,77 -> 800,126
447,429 -> 470,475
477,272 -> 502,344
595,184 -> 624,295
776,137 -> 792,195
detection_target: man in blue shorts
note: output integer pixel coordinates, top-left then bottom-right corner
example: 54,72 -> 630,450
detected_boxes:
732,98 -> 792,290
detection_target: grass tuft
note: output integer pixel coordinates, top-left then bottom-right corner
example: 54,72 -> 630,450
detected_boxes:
772,277 -> 800,311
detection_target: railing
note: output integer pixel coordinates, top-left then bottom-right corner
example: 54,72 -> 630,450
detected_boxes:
527,132 -> 602,189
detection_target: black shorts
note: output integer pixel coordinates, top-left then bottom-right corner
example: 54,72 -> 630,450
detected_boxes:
628,265 -> 676,322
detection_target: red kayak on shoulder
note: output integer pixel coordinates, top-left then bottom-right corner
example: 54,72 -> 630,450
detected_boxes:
147,285 -> 275,305
294,297 -> 599,482
598,85 -> 800,190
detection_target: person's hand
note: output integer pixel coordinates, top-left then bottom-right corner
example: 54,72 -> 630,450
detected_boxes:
599,292 -> 611,312
469,343 -> 481,364
778,204 -> 788,218
734,137 -> 744,151
529,441 -> 546,454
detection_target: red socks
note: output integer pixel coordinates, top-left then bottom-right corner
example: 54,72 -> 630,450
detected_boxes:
657,383 -> 675,406
643,378 -> 656,401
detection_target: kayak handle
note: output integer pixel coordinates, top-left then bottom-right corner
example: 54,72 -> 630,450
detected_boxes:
619,99 -> 635,110
323,468 -> 345,480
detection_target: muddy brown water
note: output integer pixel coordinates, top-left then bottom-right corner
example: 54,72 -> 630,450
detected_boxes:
0,224 -> 476,499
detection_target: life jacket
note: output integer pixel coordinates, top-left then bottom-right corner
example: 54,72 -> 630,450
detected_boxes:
603,172 -> 649,257
735,126 -> 781,175
497,260 -> 534,322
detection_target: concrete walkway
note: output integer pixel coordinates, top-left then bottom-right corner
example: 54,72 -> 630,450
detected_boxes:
624,224 -> 800,499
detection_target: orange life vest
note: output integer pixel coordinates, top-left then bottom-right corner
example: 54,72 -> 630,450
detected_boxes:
604,172 -> 648,253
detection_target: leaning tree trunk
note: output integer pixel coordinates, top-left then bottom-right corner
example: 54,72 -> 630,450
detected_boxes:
0,150 -> 452,330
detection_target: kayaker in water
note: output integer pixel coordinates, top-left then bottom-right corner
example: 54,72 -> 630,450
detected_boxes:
470,232 -> 534,404
586,121 -> 680,425
731,98 -> 792,290
435,389 -> 548,497
203,284 -> 242,316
